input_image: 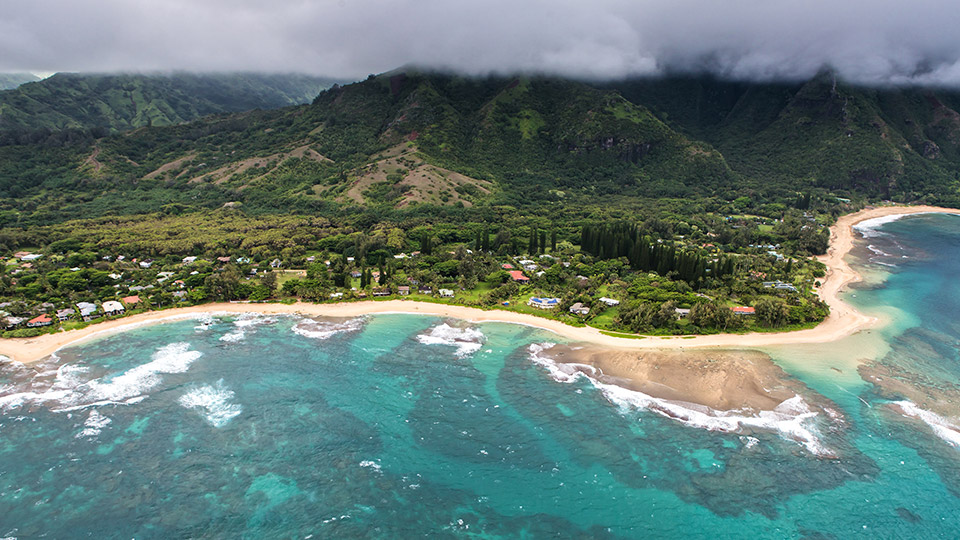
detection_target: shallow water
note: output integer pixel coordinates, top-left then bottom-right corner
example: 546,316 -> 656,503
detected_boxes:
2,215 -> 960,538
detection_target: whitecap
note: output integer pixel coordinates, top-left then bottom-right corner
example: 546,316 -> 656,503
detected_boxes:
528,343 -> 832,456
179,379 -> 242,427
292,317 -> 364,340
416,324 -> 485,358
219,315 -> 275,343
76,409 -> 111,438
219,330 -> 246,343
0,342 -> 202,412
895,400 -> 960,448
854,214 -> 910,238
359,460 -> 382,472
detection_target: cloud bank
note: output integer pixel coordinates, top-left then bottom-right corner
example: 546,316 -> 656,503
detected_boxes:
2,0 -> 960,85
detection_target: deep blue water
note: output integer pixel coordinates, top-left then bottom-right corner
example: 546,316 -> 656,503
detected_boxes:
2,215 -> 960,538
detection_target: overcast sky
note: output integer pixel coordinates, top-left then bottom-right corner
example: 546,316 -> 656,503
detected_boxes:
3,0 -> 960,85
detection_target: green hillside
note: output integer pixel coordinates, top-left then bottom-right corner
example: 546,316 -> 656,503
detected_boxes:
609,71 -> 960,202
0,73 -> 40,91
2,69 -> 960,230
0,72 -> 340,134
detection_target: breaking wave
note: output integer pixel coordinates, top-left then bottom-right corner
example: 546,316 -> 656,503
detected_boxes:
854,214 -> 909,238
219,315 -> 274,343
894,400 -> 960,448
179,379 -> 242,428
76,409 -> 111,438
0,342 -> 202,412
416,324 -> 485,358
292,317 -> 364,340
527,343 -> 833,456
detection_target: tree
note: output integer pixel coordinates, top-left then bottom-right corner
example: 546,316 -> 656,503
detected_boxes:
755,298 -> 790,327
261,271 -> 277,292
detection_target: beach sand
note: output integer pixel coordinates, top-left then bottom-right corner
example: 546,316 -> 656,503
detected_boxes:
3,204 -> 959,366
543,344 -> 812,412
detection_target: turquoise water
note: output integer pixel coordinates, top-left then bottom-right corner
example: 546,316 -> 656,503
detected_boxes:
2,215 -> 960,538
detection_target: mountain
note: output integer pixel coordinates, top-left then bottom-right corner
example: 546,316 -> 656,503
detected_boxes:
0,73 -> 40,91
607,71 -> 960,202
2,69 -> 960,227
0,72 -> 341,133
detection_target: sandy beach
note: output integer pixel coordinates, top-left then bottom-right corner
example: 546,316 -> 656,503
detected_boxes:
3,204 -> 959,365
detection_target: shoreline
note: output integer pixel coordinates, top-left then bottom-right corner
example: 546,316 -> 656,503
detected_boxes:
3,205 -> 960,365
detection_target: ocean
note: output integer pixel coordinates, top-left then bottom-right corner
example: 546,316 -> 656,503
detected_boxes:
2,214 -> 960,538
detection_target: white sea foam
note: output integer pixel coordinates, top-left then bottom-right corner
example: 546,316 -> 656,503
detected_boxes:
0,342 -> 202,412
528,343 -> 832,456
895,400 -> 960,448
76,409 -> 111,438
219,314 -> 275,343
854,214 -> 911,238
179,379 -> 242,427
416,324 -> 485,358
292,317 -> 364,340
219,330 -> 246,343
359,460 -> 382,472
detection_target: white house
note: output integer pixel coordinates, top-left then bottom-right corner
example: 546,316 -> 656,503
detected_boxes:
569,302 -> 590,315
102,300 -> 125,316
77,302 -> 98,321
439,289 -> 455,298
528,297 -> 560,309
598,297 -> 620,307
182,256 -> 198,264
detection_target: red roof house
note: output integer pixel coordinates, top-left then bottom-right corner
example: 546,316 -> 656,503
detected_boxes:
121,295 -> 141,305
508,270 -> 530,283
27,314 -> 53,327
730,306 -> 755,315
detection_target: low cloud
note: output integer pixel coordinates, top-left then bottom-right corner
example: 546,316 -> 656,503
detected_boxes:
2,0 -> 959,85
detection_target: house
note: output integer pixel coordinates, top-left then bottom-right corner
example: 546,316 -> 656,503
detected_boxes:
419,286 -> 433,295
121,295 -> 141,305
398,286 -> 410,295
27,314 -> 53,328
528,297 -> 560,309
501,263 -> 515,270
3,316 -> 24,329
330,292 -> 344,299
439,289 -> 454,298
270,259 -> 282,268
139,261 -> 153,269
172,291 -> 187,301
182,256 -> 198,264
350,271 -> 362,278
508,270 -> 529,283
56,308 -> 75,322
77,302 -> 98,321
217,256 -> 231,263
763,280 -> 798,292
598,297 -> 620,307
102,300 -> 125,316
173,280 -> 185,289
108,273 -> 122,280
306,256 -> 316,263
675,308 -> 691,318
236,257 -> 251,264
730,306 -> 756,316
157,272 -> 175,283
394,253 -> 407,259
569,302 -> 590,315
373,288 -> 391,297
21,254 -> 42,262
